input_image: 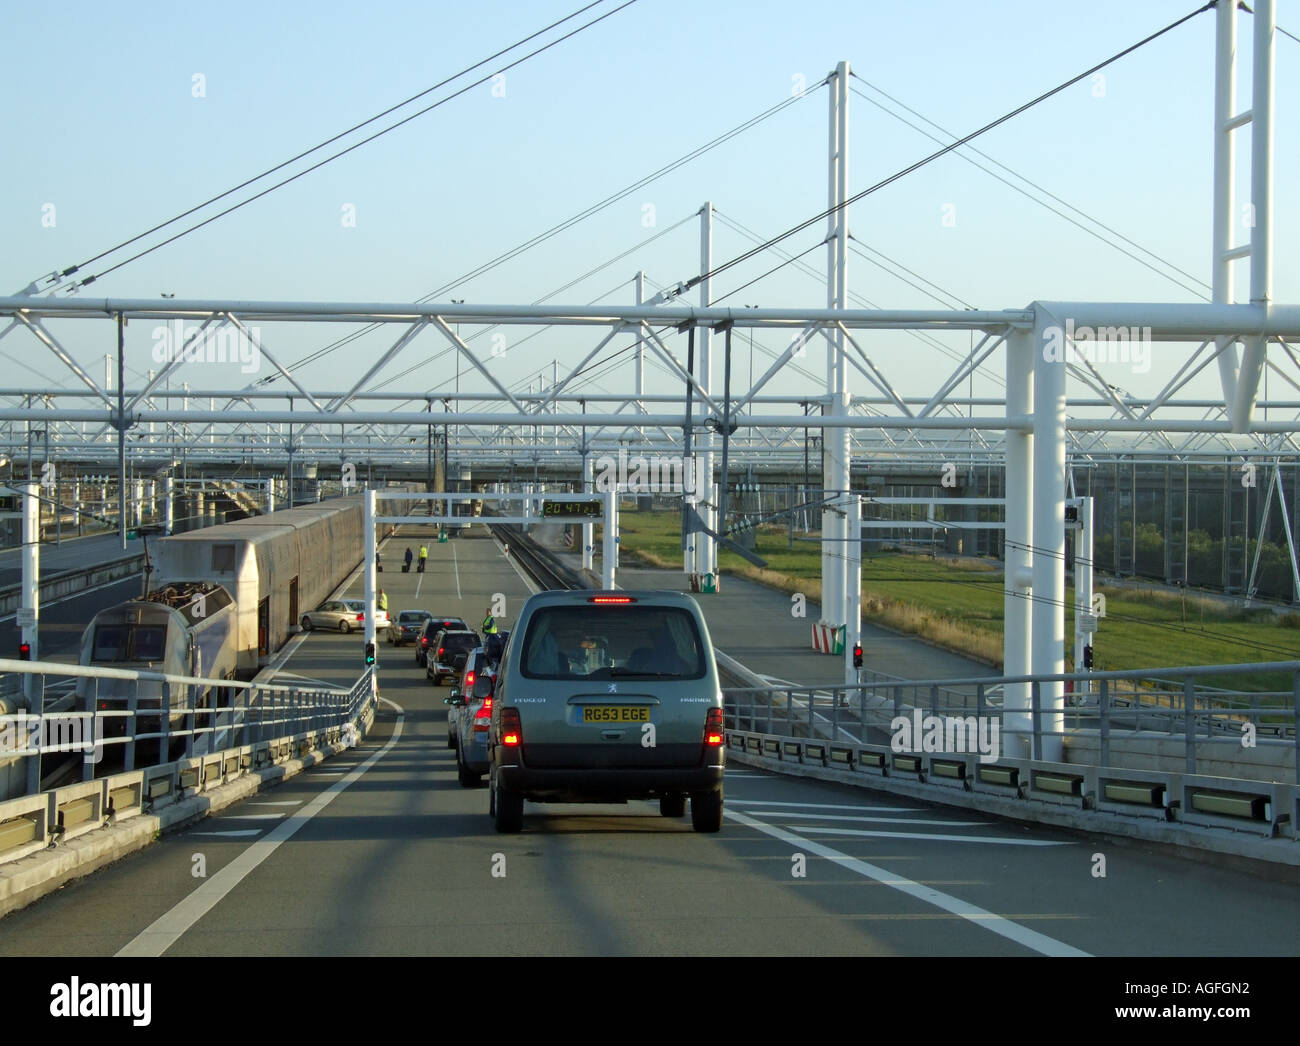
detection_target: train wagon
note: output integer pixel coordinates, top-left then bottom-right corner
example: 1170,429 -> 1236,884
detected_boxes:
75,582 -> 238,741
146,498 -> 361,674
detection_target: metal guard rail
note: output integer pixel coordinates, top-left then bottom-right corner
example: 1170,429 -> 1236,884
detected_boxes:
0,660 -> 376,865
722,660 -> 1300,844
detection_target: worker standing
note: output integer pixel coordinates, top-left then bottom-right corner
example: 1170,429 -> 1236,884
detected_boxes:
418,544 -> 428,573
481,607 -> 498,634
377,588 -> 388,613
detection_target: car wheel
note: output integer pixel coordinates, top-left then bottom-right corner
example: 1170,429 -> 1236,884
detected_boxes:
338,620 -> 350,634
660,794 -> 686,818
690,788 -> 723,833
494,781 -> 523,833
301,616 -> 313,631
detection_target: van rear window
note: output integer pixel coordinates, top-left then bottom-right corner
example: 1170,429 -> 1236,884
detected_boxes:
520,606 -> 705,680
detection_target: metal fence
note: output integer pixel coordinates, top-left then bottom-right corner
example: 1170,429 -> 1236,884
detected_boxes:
0,658 -> 375,799
723,660 -> 1300,783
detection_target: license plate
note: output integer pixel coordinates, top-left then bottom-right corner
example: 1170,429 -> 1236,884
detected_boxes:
582,705 -> 649,724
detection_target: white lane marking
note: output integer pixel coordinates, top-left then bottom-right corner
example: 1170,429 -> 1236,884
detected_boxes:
727,800 -> 922,812
189,830 -> 261,838
116,698 -> 406,957
220,813 -> 287,821
794,825 -> 1071,847
415,569 -> 424,598
726,811 -> 1089,957
752,811 -> 988,827
246,801 -> 303,807
451,541 -> 462,598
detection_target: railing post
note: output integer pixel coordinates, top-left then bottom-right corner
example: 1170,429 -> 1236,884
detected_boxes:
1184,676 -> 1196,775
860,683 -> 868,745
1099,677 -> 1110,767
1030,680 -> 1042,761
183,681 -> 194,761
1293,671 -> 1299,786
126,679 -> 140,772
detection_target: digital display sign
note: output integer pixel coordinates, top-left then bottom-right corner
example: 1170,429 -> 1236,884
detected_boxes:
541,499 -> 603,518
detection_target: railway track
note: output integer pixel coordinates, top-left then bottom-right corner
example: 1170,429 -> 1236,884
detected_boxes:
485,521 -> 586,592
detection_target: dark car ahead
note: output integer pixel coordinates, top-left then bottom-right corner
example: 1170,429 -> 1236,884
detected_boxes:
487,590 -> 724,834
426,628 -> 481,685
415,616 -> 469,667
388,609 -> 433,646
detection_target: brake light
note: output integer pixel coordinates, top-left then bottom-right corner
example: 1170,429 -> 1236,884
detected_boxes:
500,707 -> 521,746
590,595 -> 634,604
421,636 -> 429,647
356,613 -> 364,621
704,707 -> 724,746
465,670 -> 475,688
438,647 -> 445,656
474,695 -> 493,724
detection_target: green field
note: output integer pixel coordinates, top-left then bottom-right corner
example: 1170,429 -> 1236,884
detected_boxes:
610,508 -> 1300,693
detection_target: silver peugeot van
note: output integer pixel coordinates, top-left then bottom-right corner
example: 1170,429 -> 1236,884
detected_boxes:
486,590 -> 725,833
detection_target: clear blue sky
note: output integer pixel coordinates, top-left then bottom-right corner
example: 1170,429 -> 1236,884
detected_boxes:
2,0 -> 1297,407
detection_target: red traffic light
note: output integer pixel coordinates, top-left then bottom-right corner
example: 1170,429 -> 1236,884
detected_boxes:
18,642 -> 31,660
852,643 -> 863,669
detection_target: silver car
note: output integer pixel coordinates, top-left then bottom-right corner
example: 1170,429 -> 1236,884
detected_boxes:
446,648 -> 495,785
488,590 -> 725,833
388,609 -> 433,646
301,599 -> 390,633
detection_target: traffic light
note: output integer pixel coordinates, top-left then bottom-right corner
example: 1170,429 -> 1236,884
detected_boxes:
18,642 -> 31,661
364,642 -> 375,666
1082,644 -> 1094,670
852,643 -> 863,669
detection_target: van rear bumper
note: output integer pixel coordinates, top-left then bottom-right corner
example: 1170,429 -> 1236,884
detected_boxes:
498,754 -> 724,800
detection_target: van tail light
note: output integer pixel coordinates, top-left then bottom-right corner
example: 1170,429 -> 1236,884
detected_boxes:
704,707 -> 724,747
500,707 -> 522,746
421,636 -> 429,647
465,670 -> 476,689
473,695 -> 493,730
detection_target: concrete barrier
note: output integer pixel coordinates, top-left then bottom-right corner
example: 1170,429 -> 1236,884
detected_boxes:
0,554 -> 144,617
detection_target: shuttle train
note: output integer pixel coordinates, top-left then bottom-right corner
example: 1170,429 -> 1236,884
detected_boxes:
77,491 -> 413,735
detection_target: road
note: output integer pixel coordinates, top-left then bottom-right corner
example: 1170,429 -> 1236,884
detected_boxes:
0,525 -> 1297,955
